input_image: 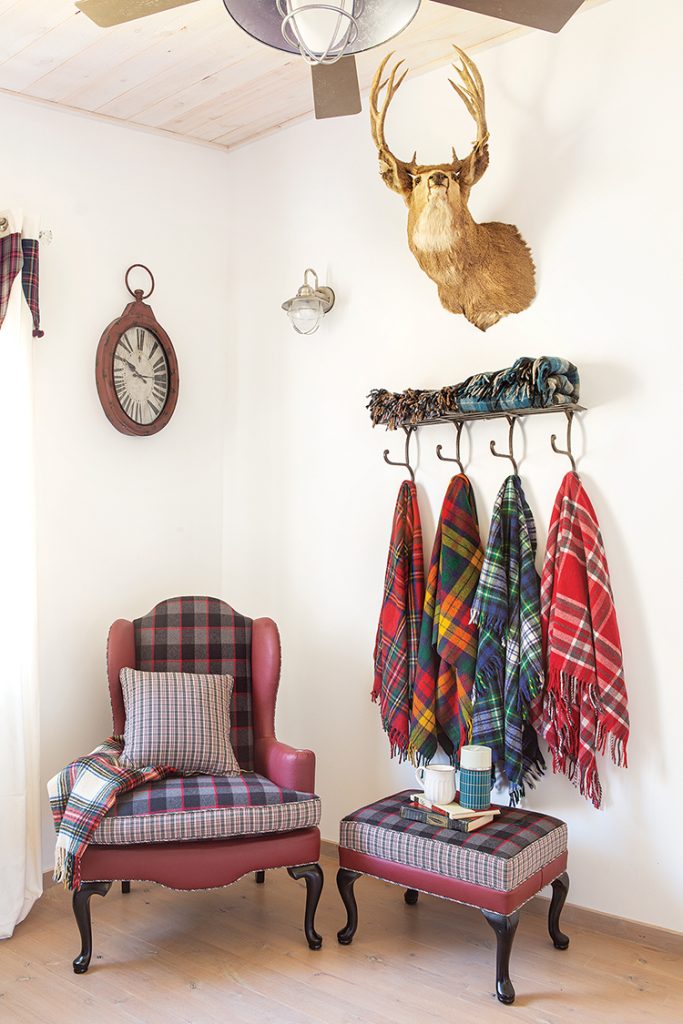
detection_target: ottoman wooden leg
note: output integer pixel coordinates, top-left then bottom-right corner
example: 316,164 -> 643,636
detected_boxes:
287,864 -> 324,950
548,872 -> 570,949
404,888 -> 419,905
481,909 -> 519,1005
336,868 -> 361,945
254,871 -> 265,884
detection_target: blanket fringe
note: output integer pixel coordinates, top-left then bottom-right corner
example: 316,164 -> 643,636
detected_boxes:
53,846 -> 80,890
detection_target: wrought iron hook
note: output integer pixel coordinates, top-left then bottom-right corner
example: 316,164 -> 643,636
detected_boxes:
383,425 -> 416,482
550,409 -> 578,473
489,415 -> 519,475
436,420 -> 465,473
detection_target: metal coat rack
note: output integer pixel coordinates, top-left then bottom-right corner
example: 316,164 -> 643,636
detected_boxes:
381,404 -> 584,478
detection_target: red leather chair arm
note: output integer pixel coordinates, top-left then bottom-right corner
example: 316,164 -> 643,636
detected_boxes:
254,737 -> 316,794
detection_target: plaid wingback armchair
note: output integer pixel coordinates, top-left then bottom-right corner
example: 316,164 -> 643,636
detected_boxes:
72,597 -> 323,973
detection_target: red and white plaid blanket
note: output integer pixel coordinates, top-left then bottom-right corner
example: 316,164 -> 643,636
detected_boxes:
535,473 -> 629,808
48,738 -> 170,889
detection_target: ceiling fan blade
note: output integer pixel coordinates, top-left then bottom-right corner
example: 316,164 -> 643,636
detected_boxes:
311,57 -> 362,119
428,0 -> 585,33
75,0 -> 199,28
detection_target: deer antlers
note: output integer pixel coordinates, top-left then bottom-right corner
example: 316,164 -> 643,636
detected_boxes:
369,45 -> 490,188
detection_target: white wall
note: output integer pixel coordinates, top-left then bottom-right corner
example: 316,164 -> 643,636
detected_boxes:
222,0 -> 683,931
0,98 -> 233,865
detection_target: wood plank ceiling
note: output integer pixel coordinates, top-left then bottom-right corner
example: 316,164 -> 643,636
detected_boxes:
0,0 -> 603,151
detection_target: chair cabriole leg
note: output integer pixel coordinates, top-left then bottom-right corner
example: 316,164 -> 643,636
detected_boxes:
336,868 -> 361,944
72,881 -> 112,974
548,871 -> 570,949
481,908 -> 520,1004
287,863 -> 324,950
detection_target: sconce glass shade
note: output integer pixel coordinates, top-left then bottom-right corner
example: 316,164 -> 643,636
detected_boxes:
276,1 -> 363,65
282,268 -> 335,335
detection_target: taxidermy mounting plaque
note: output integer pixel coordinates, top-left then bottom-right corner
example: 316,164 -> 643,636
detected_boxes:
370,46 -> 536,331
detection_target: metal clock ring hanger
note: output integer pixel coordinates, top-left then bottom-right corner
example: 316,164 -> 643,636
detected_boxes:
125,263 -> 155,301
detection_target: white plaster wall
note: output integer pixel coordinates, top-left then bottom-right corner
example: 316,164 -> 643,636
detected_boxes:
0,98 -> 233,867
221,0 -> 683,931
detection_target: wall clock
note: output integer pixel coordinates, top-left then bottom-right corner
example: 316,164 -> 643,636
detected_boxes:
95,264 -> 179,436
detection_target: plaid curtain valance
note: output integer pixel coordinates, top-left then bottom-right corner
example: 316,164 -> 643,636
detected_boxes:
0,216 -> 44,338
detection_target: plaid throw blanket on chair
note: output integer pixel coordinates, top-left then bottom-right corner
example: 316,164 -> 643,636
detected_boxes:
535,472 -> 629,809
48,737 -> 171,890
372,480 -> 424,761
409,475 -> 483,766
471,475 -> 545,804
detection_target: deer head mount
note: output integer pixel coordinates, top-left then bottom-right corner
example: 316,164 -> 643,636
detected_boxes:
370,47 -> 535,332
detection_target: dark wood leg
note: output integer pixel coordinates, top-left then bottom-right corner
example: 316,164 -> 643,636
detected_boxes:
336,868 -> 361,945
121,880 -> 131,894
481,909 -> 520,1004
255,871 -> 265,884
287,863 -> 324,950
548,872 -> 570,949
404,888 -> 419,905
72,881 -> 112,974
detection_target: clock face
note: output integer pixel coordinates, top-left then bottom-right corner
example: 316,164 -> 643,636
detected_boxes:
113,327 -> 169,426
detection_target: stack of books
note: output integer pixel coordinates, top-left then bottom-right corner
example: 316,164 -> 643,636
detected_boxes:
400,793 -> 500,833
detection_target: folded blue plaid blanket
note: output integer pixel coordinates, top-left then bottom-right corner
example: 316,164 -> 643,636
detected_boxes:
367,357 -> 579,428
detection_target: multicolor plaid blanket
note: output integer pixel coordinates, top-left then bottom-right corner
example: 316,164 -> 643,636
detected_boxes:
471,475 -> 545,804
48,737 -> 171,890
409,475 -> 483,765
535,473 -> 628,809
367,357 -> 579,428
372,480 -> 424,761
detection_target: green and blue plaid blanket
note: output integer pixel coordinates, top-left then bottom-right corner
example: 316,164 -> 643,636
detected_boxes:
470,475 -> 545,804
48,737 -> 170,890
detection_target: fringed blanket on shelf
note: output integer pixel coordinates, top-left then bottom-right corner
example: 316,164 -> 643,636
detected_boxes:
372,480 -> 424,761
367,357 -> 579,429
471,475 -> 546,804
534,472 -> 629,809
48,738 -> 170,890
409,475 -> 483,766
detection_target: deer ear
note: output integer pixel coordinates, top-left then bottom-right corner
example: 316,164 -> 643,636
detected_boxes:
378,153 -> 413,197
459,143 -> 489,188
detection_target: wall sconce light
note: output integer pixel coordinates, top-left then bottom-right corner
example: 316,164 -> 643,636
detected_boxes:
281,268 -> 335,335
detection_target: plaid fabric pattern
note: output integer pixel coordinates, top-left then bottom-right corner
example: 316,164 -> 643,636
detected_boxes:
134,597 -> 254,771
535,473 -> 629,809
471,476 -> 545,804
0,232 -> 22,334
119,668 -> 241,776
409,475 -> 483,765
340,791 -> 567,892
48,737 -> 171,889
20,237 -> 44,338
91,773 -> 320,845
367,357 -> 580,428
372,481 -> 425,761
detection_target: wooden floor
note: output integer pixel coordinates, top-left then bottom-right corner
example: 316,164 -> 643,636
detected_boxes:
2,850 -> 681,1023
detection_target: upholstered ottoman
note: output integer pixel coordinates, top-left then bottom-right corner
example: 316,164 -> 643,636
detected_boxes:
336,791 -> 569,1004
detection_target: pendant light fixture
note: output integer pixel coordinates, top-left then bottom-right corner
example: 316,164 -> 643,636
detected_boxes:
276,1 -> 363,65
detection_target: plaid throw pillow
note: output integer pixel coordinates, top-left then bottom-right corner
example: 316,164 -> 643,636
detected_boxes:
119,669 -> 241,775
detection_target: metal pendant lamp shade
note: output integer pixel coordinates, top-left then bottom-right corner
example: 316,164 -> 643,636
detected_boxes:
222,0 -> 420,60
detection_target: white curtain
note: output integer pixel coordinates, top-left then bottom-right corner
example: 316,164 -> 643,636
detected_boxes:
0,209 -> 42,939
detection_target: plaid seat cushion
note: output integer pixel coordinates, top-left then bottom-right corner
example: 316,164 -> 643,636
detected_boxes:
339,791 -> 567,893
134,597 -> 254,770
120,669 -> 241,776
91,773 -> 320,846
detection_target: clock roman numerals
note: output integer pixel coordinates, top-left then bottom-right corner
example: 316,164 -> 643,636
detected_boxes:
112,325 -> 169,427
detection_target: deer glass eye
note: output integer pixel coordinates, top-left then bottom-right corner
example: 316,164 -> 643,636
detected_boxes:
413,176 -> 422,186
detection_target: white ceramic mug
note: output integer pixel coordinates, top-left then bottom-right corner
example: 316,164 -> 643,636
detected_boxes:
415,764 -> 457,805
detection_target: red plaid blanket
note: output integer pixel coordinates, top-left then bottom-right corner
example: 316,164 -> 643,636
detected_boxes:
409,475 -> 483,765
372,480 -> 424,760
536,473 -> 629,808
48,738 -> 170,889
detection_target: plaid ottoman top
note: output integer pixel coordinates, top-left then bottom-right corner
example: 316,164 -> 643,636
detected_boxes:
340,791 -> 567,893
91,773 -> 320,846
